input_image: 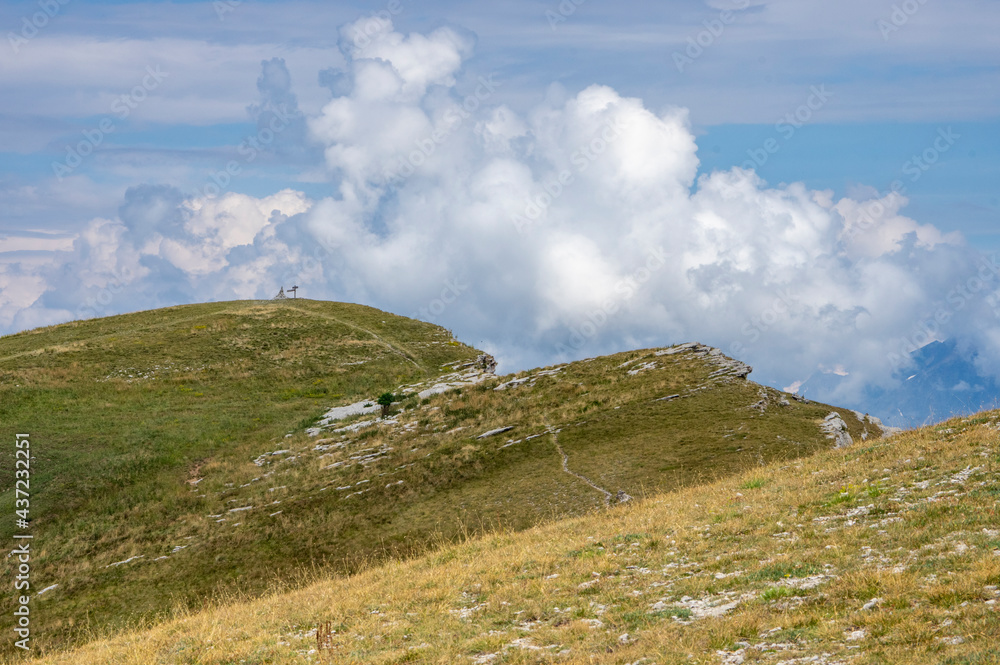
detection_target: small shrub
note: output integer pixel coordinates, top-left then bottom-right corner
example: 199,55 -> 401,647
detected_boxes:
377,392 -> 395,418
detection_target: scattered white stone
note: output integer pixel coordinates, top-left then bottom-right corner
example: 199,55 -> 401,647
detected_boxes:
417,367 -> 493,399
509,637 -> 546,651
627,361 -> 657,376
949,465 -> 982,485
309,401 -> 381,432
107,555 -> 144,568
714,570 -> 743,580
656,343 -> 698,356
332,419 -> 378,434
952,542 -> 972,555
717,649 -> 746,665
844,504 -> 874,518
494,377 -> 531,391
672,592 -> 755,620
477,426 -> 514,439
450,603 -> 488,620
772,575 -> 835,590
253,450 -> 293,466
862,597 -> 882,611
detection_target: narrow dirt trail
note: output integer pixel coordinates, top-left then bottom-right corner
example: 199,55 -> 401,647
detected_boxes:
550,429 -> 613,506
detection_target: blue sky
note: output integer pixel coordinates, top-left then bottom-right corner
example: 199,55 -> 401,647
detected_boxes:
1,0 -> 996,240
1,0 -> 999,420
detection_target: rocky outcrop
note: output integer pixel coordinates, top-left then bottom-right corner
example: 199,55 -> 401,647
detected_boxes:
820,412 -> 854,448
476,353 -> 497,374
656,343 -> 752,380
410,359 -> 495,400
477,426 -> 514,439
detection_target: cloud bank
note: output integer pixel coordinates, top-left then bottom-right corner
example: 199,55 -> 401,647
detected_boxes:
4,16 -> 1000,419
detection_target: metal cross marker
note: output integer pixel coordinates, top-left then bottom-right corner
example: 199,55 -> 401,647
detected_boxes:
290,286 -> 298,298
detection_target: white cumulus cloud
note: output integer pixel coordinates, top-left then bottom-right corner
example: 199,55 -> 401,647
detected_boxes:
4,17 -> 1000,424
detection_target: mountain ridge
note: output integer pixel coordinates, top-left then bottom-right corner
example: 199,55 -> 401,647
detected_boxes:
0,300 -> 888,657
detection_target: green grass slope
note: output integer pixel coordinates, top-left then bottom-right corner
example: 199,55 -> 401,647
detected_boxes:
19,414 -> 1000,665
0,300 -> 479,653
0,301 -> 882,657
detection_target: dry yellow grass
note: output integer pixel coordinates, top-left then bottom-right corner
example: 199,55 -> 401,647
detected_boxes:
14,410 -> 1000,664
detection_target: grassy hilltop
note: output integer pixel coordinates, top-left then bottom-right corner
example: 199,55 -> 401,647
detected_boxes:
0,300 -> 886,658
